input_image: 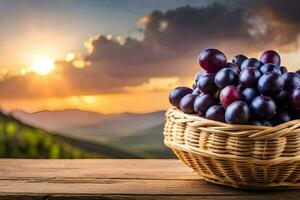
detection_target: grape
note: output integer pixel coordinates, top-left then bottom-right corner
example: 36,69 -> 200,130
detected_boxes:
225,101 -> 250,124
179,94 -> 197,114
198,48 -> 227,73
197,73 -> 218,94
259,50 -> 281,66
248,120 -> 262,126
272,109 -> 292,125
220,86 -> 242,108
232,54 -> 247,68
205,105 -> 225,122
258,72 -> 284,95
169,87 -> 193,108
290,89 -> 300,110
260,63 -> 281,74
250,96 -> 277,119
242,88 -> 259,104
215,68 -> 239,88
194,94 -> 217,116
226,62 -> 240,74
272,90 -> 289,106
239,67 -> 261,88
296,69 -> 300,76
195,71 -> 203,83
282,72 -> 300,92
240,58 -> 262,70
280,66 -> 288,74
192,88 -> 201,95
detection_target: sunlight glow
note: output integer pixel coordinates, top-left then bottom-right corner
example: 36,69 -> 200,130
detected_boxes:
31,56 -> 55,75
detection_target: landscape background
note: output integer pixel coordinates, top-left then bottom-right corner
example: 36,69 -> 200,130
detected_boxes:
0,0 -> 300,158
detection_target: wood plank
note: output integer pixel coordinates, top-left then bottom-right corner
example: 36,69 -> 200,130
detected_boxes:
0,159 -> 298,199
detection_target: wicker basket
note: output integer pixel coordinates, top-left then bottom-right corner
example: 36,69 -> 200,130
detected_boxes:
163,108 -> 300,189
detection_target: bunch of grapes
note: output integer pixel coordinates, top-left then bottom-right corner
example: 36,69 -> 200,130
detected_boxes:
169,48 -> 300,126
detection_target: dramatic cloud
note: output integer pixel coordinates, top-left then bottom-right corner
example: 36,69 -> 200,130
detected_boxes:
1,0 -> 300,99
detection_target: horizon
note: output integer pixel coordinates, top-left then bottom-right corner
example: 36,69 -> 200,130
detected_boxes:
0,0 -> 300,114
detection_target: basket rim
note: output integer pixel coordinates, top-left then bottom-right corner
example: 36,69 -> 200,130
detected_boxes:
166,108 -> 300,139
167,108 -> 300,129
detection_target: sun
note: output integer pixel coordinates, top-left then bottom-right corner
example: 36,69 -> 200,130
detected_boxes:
31,56 -> 55,75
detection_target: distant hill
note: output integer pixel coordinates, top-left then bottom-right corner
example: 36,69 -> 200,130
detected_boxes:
13,109 -> 175,158
1,111 -> 140,159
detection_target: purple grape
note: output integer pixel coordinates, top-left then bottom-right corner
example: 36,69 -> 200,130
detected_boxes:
259,63 -> 281,74
258,72 -> 284,95
290,89 -> 300,110
194,94 -> 217,116
226,62 -> 240,74
215,68 -> 239,88
225,101 -> 250,124
179,94 -> 197,114
272,90 -> 289,106
296,69 -> 300,76
251,96 -> 277,120
232,54 -> 247,68
280,66 -> 288,74
205,105 -> 225,122
259,50 -> 281,66
197,73 -> 218,94
220,86 -> 242,108
239,67 -> 261,88
272,109 -> 292,125
240,58 -> 262,70
242,88 -> 259,104
282,72 -> 300,92
192,88 -> 201,95
195,71 -> 203,82
169,87 -> 193,108
198,48 -> 227,73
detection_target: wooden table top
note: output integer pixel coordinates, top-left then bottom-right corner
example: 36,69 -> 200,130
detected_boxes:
0,159 -> 299,199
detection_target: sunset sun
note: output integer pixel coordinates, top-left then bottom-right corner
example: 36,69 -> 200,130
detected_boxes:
31,56 -> 55,75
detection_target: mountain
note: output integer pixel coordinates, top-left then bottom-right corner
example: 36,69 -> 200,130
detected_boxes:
13,109 -> 175,158
0,110 -> 140,159
12,109 -> 106,131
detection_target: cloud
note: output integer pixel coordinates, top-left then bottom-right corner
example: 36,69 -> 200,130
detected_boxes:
1,0 -> 300,99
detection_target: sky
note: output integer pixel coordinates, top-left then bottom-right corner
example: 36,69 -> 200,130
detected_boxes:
0,0 -> 300,114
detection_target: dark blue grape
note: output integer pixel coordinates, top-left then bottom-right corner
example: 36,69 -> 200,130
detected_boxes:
169,87 -> 193,108
197,73 -> 218,94
205,105 -> 225,122
239,67 -> 261,88
194,94 -> 217,116
215,68 -> 239,88
179,94 -> 197,114
225,101 -> 250,124
282,72 -> 300,92
242,88 -> 259,104
259,63 -> 281,74
240,58 -> 262,70
251,96 -> 277,120
232,54 -> 247,68
258,72 -> 284,95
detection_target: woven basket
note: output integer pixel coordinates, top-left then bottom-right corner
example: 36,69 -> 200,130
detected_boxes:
164,108 -> 300,189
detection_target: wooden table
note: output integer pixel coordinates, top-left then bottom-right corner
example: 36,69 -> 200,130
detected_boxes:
0,159 -> 299,199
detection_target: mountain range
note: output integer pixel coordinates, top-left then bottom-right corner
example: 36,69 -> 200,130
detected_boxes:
12,109 -> 174,158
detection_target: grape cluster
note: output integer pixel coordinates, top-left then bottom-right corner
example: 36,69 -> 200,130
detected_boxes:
169,48 -> 300,126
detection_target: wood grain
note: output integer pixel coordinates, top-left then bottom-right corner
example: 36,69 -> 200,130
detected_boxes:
0,159 -> 298,199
